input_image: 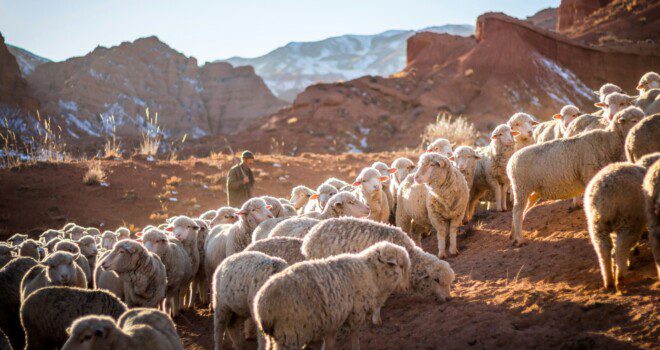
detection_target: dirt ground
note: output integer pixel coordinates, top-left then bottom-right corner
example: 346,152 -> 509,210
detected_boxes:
0,153 -> 658,349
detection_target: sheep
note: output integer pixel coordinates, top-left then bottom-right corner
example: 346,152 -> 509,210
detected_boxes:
86,228 -> 101,237
20,251 -> 87,302
62,223 -> 77,232
281,203 -> 297,217
508,106 -> 645,246
625,113 -> 659,163
372,162 -> 397,219
289,185 -> 315,213
53,240 -> 92,285
254,241 -> 410,350
62,308 -> 182,350
533,105 -> 581,143
39,229 -> 63,244
76,235 -> 98,275
45,237 -> 61,254
141,229 -> 192,318
190,218 -> 210,307
261,196 -> 287,218
93,249 -> 123,300
211,207 -> 240,226
642,159 -> 660,280
303,183 -> 338,214
585,162 -> 647,293
507,112 -> 539,150
115,227 -> 131,240
100,239 -> 167,308
0,257 -> 38,350
212,251 -> 288,350
18,239 -> 42,261
302,217 -> 455,304
465,124 -> 518,220
389,157 -> 416,214
168,216 -> 201,308
566,93 -> 636,138
200,209 -> 218,221
0,243 -> 17,268
245,237 -> 306,264
21,286 -> 127,350
635,88 -> 660,116
637,152 -> 660,169
7,234 -> 27,246
252,217 -> 290,242
66,226 -> 88,241
452,146 -> 481,190
353,167 -> 390,223
594,83 -> 623,103
101,230 -> 119,250
323,177 -> 349,190
425,138 -> 454,157
203,198 -> 273,304
636,71 -> 660,92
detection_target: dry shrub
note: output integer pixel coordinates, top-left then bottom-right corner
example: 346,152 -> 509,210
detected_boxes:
421,113 -> 479,148
83,162 -> 106,185
137,109 -> 162,157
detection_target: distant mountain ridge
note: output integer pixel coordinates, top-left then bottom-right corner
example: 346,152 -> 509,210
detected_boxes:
223,24 -> 474,101
6,44 -> 51,77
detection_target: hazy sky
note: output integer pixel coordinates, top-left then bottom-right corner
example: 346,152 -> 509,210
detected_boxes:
0,0 -> 559,63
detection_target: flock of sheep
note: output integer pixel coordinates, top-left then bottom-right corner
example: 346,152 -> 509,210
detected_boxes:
0,72 -> 659,350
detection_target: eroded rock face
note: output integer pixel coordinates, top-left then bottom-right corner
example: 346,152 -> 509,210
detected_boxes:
0,33 -> 38,112
27,36 -> 285,139
557,0 -> 606,32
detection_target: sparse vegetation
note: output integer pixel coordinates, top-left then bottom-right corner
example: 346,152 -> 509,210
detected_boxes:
137,108 -> 162,157
101,114 -> 122,159
421,113 -> 479,149
83,161 -> 106,185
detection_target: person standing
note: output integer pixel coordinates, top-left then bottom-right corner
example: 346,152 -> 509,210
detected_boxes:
226,151 -> 255,207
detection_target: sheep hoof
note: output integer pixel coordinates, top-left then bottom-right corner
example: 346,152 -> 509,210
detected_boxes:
449,250 -> 459,257
437,252 -> 447,259
512,239 -> 526,247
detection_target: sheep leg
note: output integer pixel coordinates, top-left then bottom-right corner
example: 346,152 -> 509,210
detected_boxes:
448,219 -> 460,256
651,230 -> 660,280
489,180 -> 503,212
501,183 -> 510,211
256,321 -> 267,350
372,306 -> 382,325
430,216 -> 448,259
350,331 -> 361,350
226,315 -> 247,350
510,189 -> 527,246
213,306 -> 231,350
613,230 -> 639,294
322,331 -> 337,350
591,231 -> 614,290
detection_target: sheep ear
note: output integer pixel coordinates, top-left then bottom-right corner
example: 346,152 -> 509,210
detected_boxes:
553,114 -> 562,119
236,210 -> 247,216
265,205 -> 273,210
449,156 -> 455,161
531,120 -> 540,126
352,181 -> 362,187
595,102 -> 607,108
637,84 -> 644,90
490,135 -> 497,140
387,168 -> 397,174
310,194 -> 319,200
379,176 -> 389,182
511,131 -> 520,136
333,201 -> 343,208
474,154 -> 482,159
593,90 -> 600,96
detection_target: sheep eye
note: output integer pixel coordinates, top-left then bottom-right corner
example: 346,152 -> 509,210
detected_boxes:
434,278 -> 440,283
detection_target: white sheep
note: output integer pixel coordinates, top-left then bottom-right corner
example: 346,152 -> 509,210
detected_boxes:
62,307 -> 182,350
212,251 -> 288,350
254,242 -> 410,350
200,209 -> 219,221
565,93 -> 636,138
452,146 -> 481,191
372,161 -> 397,218
533,105 -> 581,143
289,185 -> 315,213
507,112 -> 539,150
100,239 -> 167,308
389,157 -> 416,214
594,83 -> 623,103
508,107 -> 645,246
20,251 -> 87,302
190,218 -> 211,307
77,235 -> 98,276
115,227 -> 131,240
94,249 -> 123,300
7,233 -> 27,246
245,237 -> 306,264
302,217 -> 455,304
353,167 -> 390,223
167,216 -> 201,308
0,243 -> 17,268
585,162 -> 647,292
18,239 -> 43,261
625,113 -> 659,163
323,177 -> 349,190
637,71 -> 660,92
642,159 -> 660,280
39,229 -> 63,244
425,138 -> 454,157
251,216 -> 290,242
211,207 -> 240,227
101,230 -> 119,250
303,183 -> 338,214
261,196 -> 288,218
0,257 -> 38,350
53,240 -> 92,285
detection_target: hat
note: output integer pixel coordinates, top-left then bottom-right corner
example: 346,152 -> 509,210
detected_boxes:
241,151 -> 254,159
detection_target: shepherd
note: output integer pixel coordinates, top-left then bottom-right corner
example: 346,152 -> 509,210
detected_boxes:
226,150 -> 255,207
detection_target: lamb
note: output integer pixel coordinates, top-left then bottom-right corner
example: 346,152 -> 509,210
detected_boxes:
594,83 -> 623,103
584,162 -> 647,292
20,251 -> 87,302
212,251 -> 288,350
190,218 -> 210,307
67,226 -> 88,241
353,167 -> 390,223
625,113 -> 659,163
167,216 -> 201,310
323,177 -> 349,190
564,93 -> 636,137
507,112 -> 538,150
203,198 -> 273,303
634,88 -> 660,116
254,242 -> 410,350
251,216 -> 289,242
508,107 -> 645,246
289,185 -> 315,213
642,159 -> 660,279
389,157 -> 416,214
62,308 -> 183,350
21,286 -> 127,350
141,229 -> 192,318
101,230 -> 119,250
0,257 -> 38,350
303,183 -> 338,214
302,218 -> 455,304
53,240 -> 92,285
93,250 -> 123,300
452,146 -> 481,191
86,228 -> 101,237
280,203 -> 297,217
45,237 -> 61,254
636,71 -> 660,92
200,209 -> 218,221
372,161 -> 397,218
533,105 -> 581,143
212,207 -> 240,226
115,227 -> 131,240
39,229 -> 63,244
0,243 -> 16,268
18,239 -> 42,260
245,237 -> 306,264
76,235 -> 98,275
7,233 -> 27,246
261,196 -> 287,218
100,239 -> 167,308
425,138 -> 454,157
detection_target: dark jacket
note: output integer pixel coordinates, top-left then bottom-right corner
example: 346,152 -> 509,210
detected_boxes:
226,162 -> 254,207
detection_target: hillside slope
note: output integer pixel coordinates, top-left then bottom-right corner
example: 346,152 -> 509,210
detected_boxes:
6,44 -> 51,76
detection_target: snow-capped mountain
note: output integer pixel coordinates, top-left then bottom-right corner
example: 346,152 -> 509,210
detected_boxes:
222,24 -> 474,101
6,44 -> 51,77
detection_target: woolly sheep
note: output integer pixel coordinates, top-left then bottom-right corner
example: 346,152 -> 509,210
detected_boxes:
93,249 -> 123,300
585,162 -> 647,292
594,83 -> 623,103
101,230 -> 118,250
251,216 -> 289,242
45,237 -> 61,254
18,239 -> 43,261
190,218 -> 210,307
7,234 -> 27,246
62,223 -> 77,232
353,167 -> 390,223
323,177 -> 349,190
389,157 -> 416,214
21,286 -> 127,350
534,105 -> 581,143
53,240 -> 92,285
141,229 -> 192,318
625,113 -> 659,163
637,71 -> 660,92
303,183 -> 338,214
289,185 -> 315,213
0,328 -> 10,350
168,216 -> 201,310
100,239 -> 167,308
77,235 -> 98,274
212,207 -> 240,226
372,161 -> 397,216
507,112 -> 538,150
595,92 -> 637,122
86,228 -> 101,237
508,107 -> 645,246
200,209 -> 218,221
425,138 -> 454,158
20,251 -> 87,302
268,217 -> 320,240
452,146 -> 481,190
67,226 -> 88,241
564,93 -> 636,138
466,124 -> 517,219
636,152 -> 660,169
0,243 -> 17,268
39,229 -> 63,244
212,251 -> 288,350
245,237 -> 306,264
261,195 -> 287,218
63,307 -> 182,350
254,241 -> 410,350
634,88 -> 660,116
0,257 -> 38,350
281,203 -> 297,217
642,159 -> 660,280
302,218 -> 455,304
115,227 -> 131,240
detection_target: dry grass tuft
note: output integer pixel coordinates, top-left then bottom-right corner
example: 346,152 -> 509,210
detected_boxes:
421,113 -> 479,149
83,161 -> 106,185
137,109 -> 162,157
